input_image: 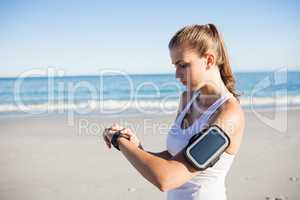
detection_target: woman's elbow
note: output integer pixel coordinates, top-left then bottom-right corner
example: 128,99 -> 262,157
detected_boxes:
158,184 -> 169,192
156,171 -> 193,192
150,162 -> 186,192
149,171 -> 170,192
156,180 -> 171,192
157,179 -> 181,192
154,173 -> 177,192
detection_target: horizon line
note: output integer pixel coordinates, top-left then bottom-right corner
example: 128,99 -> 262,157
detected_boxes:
0,69 -> 299,79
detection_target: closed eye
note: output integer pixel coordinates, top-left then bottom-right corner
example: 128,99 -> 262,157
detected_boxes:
178,63 -> 189,68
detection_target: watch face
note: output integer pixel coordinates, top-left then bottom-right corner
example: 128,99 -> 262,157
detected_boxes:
189,128 -> 227,165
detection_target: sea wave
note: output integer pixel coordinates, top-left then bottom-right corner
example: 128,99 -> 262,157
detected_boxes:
0,95 -> 300,115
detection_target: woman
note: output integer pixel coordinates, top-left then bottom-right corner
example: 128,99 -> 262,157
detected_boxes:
102,23 -> 244,200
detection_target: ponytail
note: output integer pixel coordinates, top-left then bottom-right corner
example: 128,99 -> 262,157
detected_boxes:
207,24 -> 240,100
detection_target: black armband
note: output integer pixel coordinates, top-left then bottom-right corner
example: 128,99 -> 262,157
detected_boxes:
184,125 -> 230,170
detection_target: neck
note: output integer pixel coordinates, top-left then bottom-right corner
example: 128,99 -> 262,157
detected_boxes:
187,77 -> 229,98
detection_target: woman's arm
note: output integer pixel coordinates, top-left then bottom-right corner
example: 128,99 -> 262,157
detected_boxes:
117,99 -> 244,192
118,137 -> 198,192
147,150 -> 172,160
134,144 -> 172,160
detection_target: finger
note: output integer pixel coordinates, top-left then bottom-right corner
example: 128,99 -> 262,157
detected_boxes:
111,123 -> 120,130
106,141 -> 111,148
103,128 -> 111,137
103,135 -> 109,143
102,131 -> 108,138
103,132 -> 112,142
120,133 -> 131,140
104,140 -> 110,148
120,128 -> 128,134
111,127 -> 123,132
104,136 -> 112,148
121,132 -> 133,141
102,132 -> 108,143
102,130 -> 112,149
104,135 -> 111,144
104,137 -> 110,148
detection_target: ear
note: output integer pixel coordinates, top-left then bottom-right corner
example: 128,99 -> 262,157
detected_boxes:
204,53 -> 215,70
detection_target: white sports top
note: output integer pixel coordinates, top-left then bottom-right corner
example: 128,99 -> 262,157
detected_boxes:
166,91 -> 235,200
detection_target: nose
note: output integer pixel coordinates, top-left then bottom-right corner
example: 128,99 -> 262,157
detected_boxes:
175,67 -> 182,79
176,67 -> 185,79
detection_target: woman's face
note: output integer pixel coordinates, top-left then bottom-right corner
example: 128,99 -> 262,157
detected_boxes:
170,45 -> 208,90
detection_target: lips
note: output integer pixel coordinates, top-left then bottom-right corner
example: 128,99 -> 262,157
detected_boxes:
176,77 -> 187,84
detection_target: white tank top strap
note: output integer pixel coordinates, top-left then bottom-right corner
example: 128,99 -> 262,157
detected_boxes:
176,91 -> 233,134
197,92 -> 233,124
176,91 -> 201,123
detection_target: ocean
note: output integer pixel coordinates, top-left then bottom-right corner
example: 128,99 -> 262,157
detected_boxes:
0,70 -> 299,117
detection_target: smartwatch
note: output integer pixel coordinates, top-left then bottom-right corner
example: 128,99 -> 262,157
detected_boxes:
111,130 -> 129,150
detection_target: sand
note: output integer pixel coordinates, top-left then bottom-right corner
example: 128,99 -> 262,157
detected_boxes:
0,109 -> 299,200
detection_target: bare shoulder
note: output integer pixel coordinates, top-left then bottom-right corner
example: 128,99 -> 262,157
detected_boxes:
214,97 -> 245,130
209,97 -> 245,154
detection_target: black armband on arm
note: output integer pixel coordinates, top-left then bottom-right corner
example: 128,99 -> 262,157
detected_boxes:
184,125 -> 230,170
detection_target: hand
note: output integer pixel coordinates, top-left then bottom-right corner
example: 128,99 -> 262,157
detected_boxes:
102,123 -> 141,149
102,123 -> 122,149
118,127 -> 141,148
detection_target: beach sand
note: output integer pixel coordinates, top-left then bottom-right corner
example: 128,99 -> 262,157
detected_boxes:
0,109 -> 299,200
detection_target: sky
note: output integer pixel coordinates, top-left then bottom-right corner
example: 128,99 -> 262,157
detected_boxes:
0,0 -> 299,76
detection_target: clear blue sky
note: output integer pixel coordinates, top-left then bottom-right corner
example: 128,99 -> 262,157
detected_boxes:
0,0 -> 299,76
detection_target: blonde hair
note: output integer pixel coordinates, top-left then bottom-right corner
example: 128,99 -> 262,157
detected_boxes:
168,23 -> 240,100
